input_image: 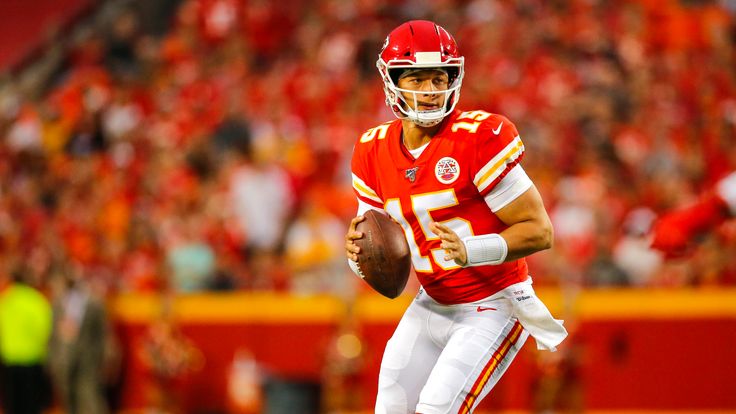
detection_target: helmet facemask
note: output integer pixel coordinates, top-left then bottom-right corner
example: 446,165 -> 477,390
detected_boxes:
377,57 -> 464,127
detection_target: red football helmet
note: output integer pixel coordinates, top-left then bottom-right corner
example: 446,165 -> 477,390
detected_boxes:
377,20 -> 464,127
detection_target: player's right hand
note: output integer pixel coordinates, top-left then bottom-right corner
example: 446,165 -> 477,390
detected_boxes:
430,221 -> 467,266
345,216 -> 365,262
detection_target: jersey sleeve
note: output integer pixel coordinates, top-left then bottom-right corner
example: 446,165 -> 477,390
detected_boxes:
484,164 -> 533,212
470,115 -> 525,198
350,143 -> 384,209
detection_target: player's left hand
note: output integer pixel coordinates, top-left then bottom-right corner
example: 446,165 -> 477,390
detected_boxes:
430,222 -> 467,266
345,215 -> 365,262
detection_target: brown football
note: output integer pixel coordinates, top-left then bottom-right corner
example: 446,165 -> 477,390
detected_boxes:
354,210 -> 411,299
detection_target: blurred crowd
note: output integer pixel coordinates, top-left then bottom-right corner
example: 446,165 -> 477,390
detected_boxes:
1,0 -> 735,303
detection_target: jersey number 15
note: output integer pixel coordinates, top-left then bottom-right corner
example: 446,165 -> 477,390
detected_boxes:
385,189 -> 475,273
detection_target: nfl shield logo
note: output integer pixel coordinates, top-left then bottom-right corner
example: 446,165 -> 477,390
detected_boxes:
405,167 -> 419,183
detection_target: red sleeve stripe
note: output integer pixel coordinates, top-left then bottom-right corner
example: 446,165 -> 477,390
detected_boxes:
473,136 -> 524,194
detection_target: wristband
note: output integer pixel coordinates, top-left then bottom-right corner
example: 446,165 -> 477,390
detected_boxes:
462,233 -> 508,266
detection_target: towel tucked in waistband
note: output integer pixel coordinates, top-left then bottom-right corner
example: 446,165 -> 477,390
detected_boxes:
502,277 -> 567,352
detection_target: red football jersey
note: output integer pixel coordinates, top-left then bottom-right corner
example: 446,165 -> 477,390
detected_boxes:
351,109 -> 529,304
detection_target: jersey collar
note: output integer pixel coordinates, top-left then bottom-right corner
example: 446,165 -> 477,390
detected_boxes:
389,110 -> 460,170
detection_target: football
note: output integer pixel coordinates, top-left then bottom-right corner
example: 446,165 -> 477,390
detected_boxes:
355,210 -> 411,299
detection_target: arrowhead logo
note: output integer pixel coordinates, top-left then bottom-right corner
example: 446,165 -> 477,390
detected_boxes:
435,157 -> 460,184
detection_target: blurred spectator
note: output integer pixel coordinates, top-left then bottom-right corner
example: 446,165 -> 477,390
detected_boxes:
532,332 -> 584,414
321,311 -> 367,413
138,300 -> 203,413
65,109 -> 107,156
586,233 -> 630,287
163,211 -> 216,293
47,268 -> 119,414
226,347 -> 263,414
647,170 -> 736,286
612,207 -> 663,286
226,129 -> 296,289
119,217 -> 164,292
285,190 -> 351,296
104,9 -> 143,79
212,98 -> 252,153
651,171 -> 736,258
0,264 -> 53,414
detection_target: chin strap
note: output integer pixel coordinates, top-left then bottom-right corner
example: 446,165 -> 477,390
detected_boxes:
408,110 -> 444,127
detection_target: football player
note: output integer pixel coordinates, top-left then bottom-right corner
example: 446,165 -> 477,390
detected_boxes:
650,171 -> 736,257
344,20 -> 567,413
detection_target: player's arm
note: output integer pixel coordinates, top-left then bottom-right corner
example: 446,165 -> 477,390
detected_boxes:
431,114 -> 552,266
347,138 -> 386,274
347,136 -> 383,258
431,183 -> 552,266
345,200 -> 387,277
494,183 -> 553,261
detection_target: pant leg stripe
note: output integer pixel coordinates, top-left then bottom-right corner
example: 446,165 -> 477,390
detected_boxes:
457,321 -> 523,414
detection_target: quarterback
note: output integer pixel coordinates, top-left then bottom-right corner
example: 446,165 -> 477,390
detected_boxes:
344,21 -> 567,413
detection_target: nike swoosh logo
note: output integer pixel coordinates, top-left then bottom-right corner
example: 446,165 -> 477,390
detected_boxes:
492,122 -> 503,135
476,306 -> 497,312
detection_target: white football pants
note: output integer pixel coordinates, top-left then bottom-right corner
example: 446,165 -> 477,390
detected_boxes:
375,288 -> 529,414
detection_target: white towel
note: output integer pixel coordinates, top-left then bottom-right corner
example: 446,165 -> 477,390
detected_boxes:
502,278 -> 567,351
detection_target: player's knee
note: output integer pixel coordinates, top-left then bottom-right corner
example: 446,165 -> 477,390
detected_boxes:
382,332 -> 417,369
416,386 -> 454,413
376,372 -> 410,413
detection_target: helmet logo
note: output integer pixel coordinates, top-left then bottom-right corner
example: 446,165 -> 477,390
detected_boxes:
435,157 -> 460,184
